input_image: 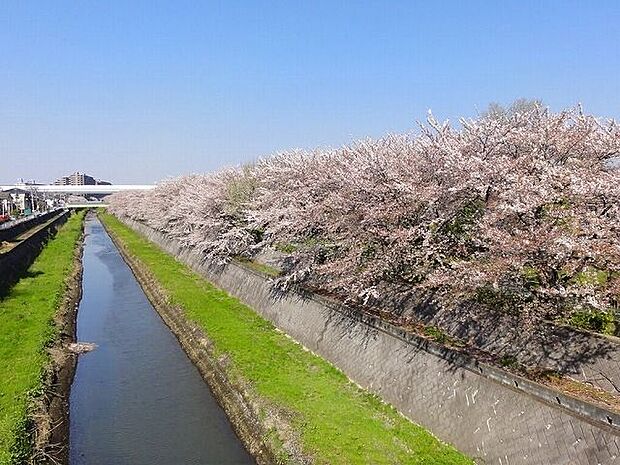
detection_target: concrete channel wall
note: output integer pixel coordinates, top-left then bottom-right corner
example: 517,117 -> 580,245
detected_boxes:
0,211 -> 69,292
0,209 -> 61,242
121,216 -> 620,465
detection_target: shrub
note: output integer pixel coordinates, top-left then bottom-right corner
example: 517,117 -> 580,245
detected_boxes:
569,309 -> 616,335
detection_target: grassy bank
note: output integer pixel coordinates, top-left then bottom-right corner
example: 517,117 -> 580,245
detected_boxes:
0,211 -> 84,464
101,212 -> 471,465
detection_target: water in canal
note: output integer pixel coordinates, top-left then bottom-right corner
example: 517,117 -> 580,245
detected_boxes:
69,216 -> 254,465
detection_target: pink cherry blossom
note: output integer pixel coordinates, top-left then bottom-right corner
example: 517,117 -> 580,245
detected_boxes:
108,105 -> 620,326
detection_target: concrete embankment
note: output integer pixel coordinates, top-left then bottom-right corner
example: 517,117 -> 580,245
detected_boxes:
0,210 -> 62,243
0,210 -> 70,294
116,214 -> 620,465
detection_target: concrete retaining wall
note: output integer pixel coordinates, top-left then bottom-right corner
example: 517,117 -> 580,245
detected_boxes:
253,248 -> 620,395
121,216 -> 620,465
0,211 -> 70,293
0,210 -> 61,242
416,297 -> 620,396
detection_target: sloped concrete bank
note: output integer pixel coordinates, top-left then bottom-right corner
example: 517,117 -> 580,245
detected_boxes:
0,210 -> 70,294
0,210 -> 61,242
118,216 -> 620,465
413,297 -> 620,396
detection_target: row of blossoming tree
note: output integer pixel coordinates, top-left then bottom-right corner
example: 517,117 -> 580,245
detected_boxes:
108,105 -> 620,333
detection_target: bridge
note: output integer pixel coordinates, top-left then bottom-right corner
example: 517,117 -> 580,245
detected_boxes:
66,202 -> 110,208
0,184 -> 155,194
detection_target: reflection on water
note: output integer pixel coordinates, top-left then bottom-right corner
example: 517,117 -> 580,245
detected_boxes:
70,216 -> 254,465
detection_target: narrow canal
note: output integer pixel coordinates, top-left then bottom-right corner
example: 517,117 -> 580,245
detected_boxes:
69,216 -> 255,465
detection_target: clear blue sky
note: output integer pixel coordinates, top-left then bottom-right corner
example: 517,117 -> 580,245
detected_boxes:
1,1 -> 619,184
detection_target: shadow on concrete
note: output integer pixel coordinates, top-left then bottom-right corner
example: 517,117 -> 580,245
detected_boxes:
266,277 -> 620,394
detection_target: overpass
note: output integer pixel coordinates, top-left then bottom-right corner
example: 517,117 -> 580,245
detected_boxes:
0,184 -> 155,194
66,202 -> 110,208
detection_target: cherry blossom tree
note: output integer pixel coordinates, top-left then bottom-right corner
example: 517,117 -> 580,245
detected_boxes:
108,104 -> 620,330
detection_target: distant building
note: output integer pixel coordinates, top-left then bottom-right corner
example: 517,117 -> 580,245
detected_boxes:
55,172 -> 96,186
16,178 -> 43,186
54,171 -> 110,186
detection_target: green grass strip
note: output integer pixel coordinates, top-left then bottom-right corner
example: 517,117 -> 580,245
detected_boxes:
235,256 -> 281,277
101,212 -> 471,465
0,211 -> 84,465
